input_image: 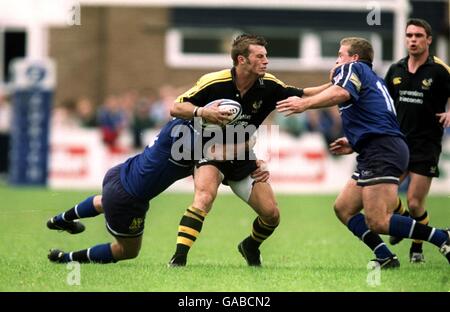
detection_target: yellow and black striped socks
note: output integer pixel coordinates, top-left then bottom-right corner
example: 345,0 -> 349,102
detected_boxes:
394,198 -> 409,217
247,216 -> 279,249
174,206 -> 207,256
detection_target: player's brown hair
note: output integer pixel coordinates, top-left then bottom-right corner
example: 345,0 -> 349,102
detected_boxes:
340,37 -> 374,63
231,34 -> 267,66
406,18 -> 432,37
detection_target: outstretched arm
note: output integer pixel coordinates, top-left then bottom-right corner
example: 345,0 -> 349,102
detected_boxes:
302,63 -> 341,97
277,85 -> 350,116
303,82 -> 332,97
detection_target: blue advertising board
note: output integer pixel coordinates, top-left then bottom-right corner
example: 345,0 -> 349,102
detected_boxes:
9,59 -> 55,186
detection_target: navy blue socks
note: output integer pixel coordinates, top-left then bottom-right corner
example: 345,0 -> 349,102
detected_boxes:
347,213 -> 394,259
55,196 -> 100,224
63,243 -> 115,263
389,214 -> 448,247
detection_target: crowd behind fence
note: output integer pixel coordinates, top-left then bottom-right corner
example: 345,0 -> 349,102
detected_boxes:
1,84 -> 449,179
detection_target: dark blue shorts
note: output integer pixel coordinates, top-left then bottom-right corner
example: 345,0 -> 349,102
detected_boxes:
352,135 -> 409,186
102,165 -> 149,238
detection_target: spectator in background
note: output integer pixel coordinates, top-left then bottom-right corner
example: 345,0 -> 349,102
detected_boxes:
273,104 -> 343,151
273,111 -> 309,137
74,97 -> 97,128
131,96 -> 154,150
120,90 -> 139,129
51,99 -> 79,129
306,106 -> 343,147
0,89 -> 11,178
97,95 -> 126,150
149,85 -> 178,128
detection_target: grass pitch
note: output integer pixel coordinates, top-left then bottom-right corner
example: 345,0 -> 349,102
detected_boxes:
0,185 -> 449,292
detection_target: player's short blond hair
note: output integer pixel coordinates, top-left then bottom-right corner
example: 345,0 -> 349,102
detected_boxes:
340,37 -> 374,63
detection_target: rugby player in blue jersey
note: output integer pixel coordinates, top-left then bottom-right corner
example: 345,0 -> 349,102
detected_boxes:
46,118 -> 269,264
277,37 -> 450,268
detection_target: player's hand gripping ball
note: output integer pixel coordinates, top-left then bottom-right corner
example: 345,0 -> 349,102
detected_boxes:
201,99 -> 242,130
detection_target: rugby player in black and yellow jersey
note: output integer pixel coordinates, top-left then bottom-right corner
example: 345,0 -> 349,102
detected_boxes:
385,18 -> 450,263
168,34 -> 330,266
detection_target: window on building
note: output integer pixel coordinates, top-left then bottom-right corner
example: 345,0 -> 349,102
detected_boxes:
167,28 -> 390,71
2,30 -> 27,82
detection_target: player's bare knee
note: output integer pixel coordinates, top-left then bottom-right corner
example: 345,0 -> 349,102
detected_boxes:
333,204 -> 347,224
194,196 -> 214,212
261,206 -> 280,226
406,197 -> 422,215
110,242 -> 125,260
93,195 -> 103,213
195,189 -> 216,209
111,242 -> 140,260
333,203 -> 342,215
123,247 -> 140,259
365,216 -> 388,233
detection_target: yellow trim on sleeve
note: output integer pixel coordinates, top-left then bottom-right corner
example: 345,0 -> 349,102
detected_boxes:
263,73 -> 288,87
175,69 -> 232,103
433,56 -> 450,74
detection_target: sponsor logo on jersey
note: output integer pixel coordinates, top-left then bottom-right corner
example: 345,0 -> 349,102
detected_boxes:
421,78 -> 433,90
393,77 -> 402,85
252,100 -> 263,113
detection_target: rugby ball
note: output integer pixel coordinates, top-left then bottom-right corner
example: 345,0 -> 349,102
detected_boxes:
201,99 -> 242,130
